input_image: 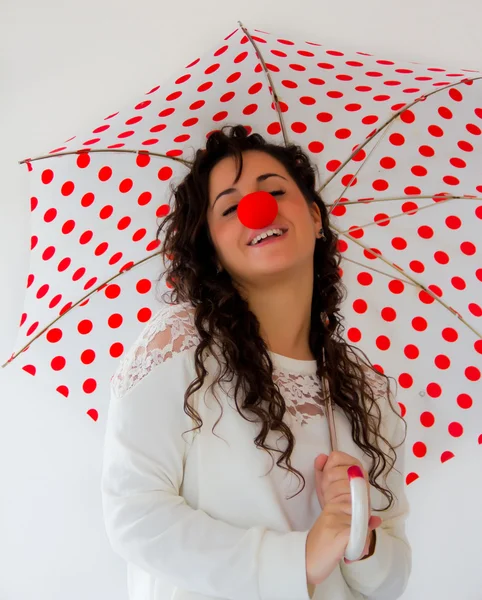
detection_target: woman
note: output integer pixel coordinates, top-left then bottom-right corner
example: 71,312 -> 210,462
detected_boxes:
101,124 -> 412,600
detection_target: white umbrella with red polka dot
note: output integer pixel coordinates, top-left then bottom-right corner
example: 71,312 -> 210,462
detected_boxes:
3,20 -> 481,499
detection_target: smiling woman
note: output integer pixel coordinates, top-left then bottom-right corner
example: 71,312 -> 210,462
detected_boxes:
101,124 -> 411,600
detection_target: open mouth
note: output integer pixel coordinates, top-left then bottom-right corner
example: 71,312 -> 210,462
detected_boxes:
248,229 -> 288,247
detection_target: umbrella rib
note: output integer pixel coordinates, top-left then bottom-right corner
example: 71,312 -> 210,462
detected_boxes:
325,194 -> 482,207
341,198 -> 460,233
340,256 -> 416,286
327,118 -> 393,216
238,20 -> 291,147
316,76 -> 482,210
331,222 -> 482,340
1,250 -> 158,369
19,148 -> 194,167
19,21 -> 290,167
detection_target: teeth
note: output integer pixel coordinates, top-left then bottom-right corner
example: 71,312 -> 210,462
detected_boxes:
250,229 -> 284,246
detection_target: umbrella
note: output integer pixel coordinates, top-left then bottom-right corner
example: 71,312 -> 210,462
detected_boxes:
4,20 -> 482,522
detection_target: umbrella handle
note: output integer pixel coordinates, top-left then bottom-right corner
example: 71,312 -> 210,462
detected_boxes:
345,468 -> 369,561
324,372 -> 369,562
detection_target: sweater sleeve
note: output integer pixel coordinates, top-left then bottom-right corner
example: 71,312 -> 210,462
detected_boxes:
101,348 -> 314,600
339,385 -> 412,599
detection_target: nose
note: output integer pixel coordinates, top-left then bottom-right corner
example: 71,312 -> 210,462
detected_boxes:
237,191 -> 278,229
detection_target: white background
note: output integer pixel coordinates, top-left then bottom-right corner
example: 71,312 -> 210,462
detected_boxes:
1,1 -> 481,599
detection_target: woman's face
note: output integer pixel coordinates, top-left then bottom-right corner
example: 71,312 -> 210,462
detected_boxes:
206,149 -> 321,287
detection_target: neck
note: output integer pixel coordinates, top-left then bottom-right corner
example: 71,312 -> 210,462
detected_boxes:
237,268 -> 315,361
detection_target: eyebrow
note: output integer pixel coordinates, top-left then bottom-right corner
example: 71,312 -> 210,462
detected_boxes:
214,173 -> 288,206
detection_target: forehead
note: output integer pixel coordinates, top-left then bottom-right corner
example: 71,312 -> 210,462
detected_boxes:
208,150 -> 288,198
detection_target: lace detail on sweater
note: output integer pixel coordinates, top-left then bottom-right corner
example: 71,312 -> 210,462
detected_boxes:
111,303 -> 198,399
111,302 -> 391,427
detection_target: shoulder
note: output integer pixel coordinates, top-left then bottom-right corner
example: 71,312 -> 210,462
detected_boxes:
111,301 -> 200,398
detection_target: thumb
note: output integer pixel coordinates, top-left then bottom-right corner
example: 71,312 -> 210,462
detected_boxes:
314,453 -> 329,471
369,516 -> 383,530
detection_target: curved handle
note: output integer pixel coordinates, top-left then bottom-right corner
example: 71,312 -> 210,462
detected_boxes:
344,466 -> 369,561
322,355 -> 369,562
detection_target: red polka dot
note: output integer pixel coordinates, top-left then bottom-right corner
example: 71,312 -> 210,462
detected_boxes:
419,145 -> 435,157
434,251 -> 449,264
380,156 -> 396,169
404,344 -> 419,359
347,327 -> 362,342
357,272 -> 373,286
426,382 -> 442,398
98,166 -> 112,181
406,473 -> 419,485
445,216 -> 461,229
399,373 -> 413,388
291,122 -> 307,133
51,356 -> 66,371
442,327 -> 458,342
82,378 -> 97,394
413,442 -> 427,458
441,451 -> 455,463
389,133 -> 405,146
376,336 -> 390,350
428,124 -> 444,137
353,299 -> 368,313
460,241 -> 476,255
158,166 -> 173,181
392,237 -> 407,250
418,225 -> 433,239
448,422 -> 463,437
105,284 -> 121,299
465,366 -> 480,381
434,354 -> 450,369
119,178 -> 133,193
418,289 -> 434,304
457,394 -> 472,409
61,181 -> 75,196
41,169 -> 54,184
420,411 -> 435,427
374,213 -> 390,226
409,260 -> 425,273
348,225 -> 364,239
403,202 -> 419,215
411,165 -> 427,177
451,276 -> 466,290
388,279 -> 404,294
412,316 -> 427,331
469,303 -> 482,317
381,307 -> 396,321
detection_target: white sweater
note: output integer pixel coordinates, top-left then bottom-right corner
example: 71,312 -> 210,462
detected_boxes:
101,301 -> 412,600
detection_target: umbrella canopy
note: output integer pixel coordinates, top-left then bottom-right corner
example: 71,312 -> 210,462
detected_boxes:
4,21 -> 482,488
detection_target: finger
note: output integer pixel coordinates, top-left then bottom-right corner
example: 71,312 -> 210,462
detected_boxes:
326,451 -> 364,470
326,465 -> 365,485
333,502 -> 353,516
369,515 -> 383,529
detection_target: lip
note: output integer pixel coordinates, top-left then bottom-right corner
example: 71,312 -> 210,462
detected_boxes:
247,227 -> 288,246
247,229 -> 288,247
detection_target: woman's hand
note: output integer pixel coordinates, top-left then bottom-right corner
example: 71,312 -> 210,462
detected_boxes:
314,451 -> 382,562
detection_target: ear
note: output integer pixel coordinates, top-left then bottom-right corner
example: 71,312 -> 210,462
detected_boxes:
310,199 -> 323,231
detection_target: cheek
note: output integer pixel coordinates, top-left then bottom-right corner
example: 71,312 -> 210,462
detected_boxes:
210,220 -> 240,254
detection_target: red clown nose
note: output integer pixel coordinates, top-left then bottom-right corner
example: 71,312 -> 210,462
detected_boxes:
236,190 -> 278,229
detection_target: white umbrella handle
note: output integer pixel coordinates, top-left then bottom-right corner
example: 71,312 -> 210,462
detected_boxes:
323,370 -> 369,562
345,467 -> 369,561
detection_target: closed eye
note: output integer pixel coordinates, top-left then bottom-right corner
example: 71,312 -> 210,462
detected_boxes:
222,191 -> 285,216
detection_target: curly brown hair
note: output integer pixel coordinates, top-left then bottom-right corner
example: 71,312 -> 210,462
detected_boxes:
156,124 -> 406,509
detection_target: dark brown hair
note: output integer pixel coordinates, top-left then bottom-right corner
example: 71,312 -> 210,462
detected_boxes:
156,124 -> 406,508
